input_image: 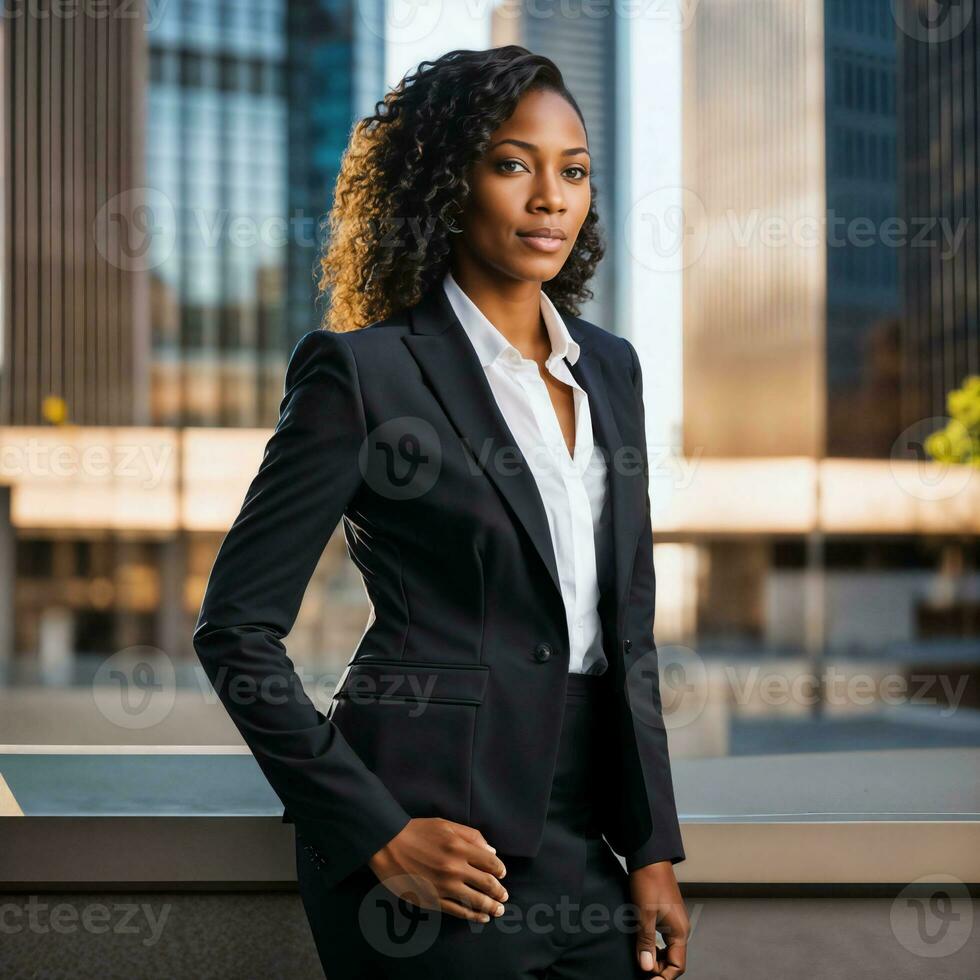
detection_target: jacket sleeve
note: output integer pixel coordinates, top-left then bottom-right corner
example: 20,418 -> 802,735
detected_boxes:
620,337 -> 686,871
192,328 -> 412,888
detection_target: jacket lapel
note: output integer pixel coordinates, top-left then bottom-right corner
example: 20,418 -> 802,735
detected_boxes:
564,342 -> 644,639
401,282 -> 642,641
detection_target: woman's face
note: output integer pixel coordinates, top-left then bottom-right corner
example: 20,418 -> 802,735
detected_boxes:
456,88 -> 592,284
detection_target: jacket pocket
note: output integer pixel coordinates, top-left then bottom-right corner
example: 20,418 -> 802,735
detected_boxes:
333,658 -> 489,706
329,659 -> 489,824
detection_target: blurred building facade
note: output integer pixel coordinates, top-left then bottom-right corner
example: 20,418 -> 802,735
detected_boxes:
824,0 -> 902,457
896,0 -> 979,428
681,0 -> 903,460
0,0 -> 148,427
0,0 -> 387,670
675,0 -> 977,658
491,0 -> 625,334
286,0 -> 385,372
0,3 -> 975,756
147,0 -> 385,429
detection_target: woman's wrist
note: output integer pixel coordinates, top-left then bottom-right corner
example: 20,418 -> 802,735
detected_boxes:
629,859 -> 675,877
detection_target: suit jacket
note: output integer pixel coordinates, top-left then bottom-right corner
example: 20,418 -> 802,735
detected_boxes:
192,280 -> 686,890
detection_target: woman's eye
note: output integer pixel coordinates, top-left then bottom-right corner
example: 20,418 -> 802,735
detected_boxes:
496,160 -> 589,179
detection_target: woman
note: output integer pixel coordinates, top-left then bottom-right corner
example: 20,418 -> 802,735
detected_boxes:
193,45 -> 689,978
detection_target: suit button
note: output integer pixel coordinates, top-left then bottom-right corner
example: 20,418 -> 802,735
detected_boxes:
533,643 -> 553,662
623,638 -> 633,653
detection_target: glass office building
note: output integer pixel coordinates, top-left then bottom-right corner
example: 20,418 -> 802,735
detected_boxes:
492,0 -> 624,333
897,0 -> 979,428
824,0 -> 902,457
0,1 -> 387,666
673,0 -> 978,710
146,0 -> 385,428
682,0 -> 902,460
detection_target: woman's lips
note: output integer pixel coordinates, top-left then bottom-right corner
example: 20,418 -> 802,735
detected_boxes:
516,233 -> 566,253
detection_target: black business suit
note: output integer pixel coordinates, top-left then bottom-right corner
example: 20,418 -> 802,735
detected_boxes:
192,280 -> 685,970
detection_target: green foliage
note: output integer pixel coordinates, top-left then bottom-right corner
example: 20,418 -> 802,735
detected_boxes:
925,375 -> 980,467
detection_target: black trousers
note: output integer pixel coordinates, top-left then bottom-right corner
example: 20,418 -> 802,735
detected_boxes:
295,672 -> 651,978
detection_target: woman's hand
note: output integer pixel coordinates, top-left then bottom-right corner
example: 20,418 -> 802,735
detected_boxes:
629,861 -> 689,978
368,817 -> 509,923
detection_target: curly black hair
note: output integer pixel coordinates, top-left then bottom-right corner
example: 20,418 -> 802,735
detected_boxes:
315,45 -> 605,333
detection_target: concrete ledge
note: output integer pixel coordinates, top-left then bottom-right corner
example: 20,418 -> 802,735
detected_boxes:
1,746 -> 976,888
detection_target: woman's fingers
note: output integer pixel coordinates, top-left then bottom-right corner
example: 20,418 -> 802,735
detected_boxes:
439,897 -> 492,922
462,841 -> 508,879
446,822 -> 508,878
443,882 -> 507,920
375,818 -> 513,922
462,866 -> 509,904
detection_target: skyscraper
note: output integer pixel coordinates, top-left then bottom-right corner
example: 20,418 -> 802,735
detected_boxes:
146,0 -> 387,428
492,0 -> 625,332
681,0 -> 902,459
1,1 -> 147,425
824,0 -> 902,456
896,0 -> 979,429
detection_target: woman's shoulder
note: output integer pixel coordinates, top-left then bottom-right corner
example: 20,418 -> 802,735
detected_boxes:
562,311 -> 637,379
292,314 -> 410,360
285,315 -> 414,400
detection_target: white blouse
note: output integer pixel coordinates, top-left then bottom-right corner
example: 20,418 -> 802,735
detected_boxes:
442,270 -> 609,675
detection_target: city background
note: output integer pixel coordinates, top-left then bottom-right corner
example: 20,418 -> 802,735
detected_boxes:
0,0 -> 978,765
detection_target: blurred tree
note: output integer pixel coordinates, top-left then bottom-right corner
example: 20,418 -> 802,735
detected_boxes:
925,376 -> 980,467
